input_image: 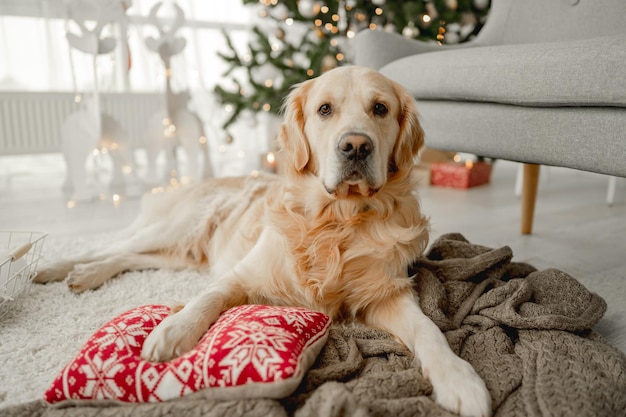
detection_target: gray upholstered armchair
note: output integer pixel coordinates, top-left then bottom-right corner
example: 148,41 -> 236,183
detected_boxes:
355,0 -> 626,234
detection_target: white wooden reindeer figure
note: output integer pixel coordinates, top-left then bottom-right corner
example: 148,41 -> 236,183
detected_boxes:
61,0 -> 138,201
144,2 -> 212,185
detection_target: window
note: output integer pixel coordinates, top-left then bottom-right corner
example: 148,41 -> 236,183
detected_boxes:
0,0 -> 252,93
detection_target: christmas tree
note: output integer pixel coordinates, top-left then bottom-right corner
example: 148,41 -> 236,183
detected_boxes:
214,0 -> 490,131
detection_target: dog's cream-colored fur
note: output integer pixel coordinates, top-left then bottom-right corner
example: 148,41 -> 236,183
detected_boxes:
37,66 -> 491,417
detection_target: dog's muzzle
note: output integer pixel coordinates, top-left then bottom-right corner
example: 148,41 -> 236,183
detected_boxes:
325,132 -> 379,198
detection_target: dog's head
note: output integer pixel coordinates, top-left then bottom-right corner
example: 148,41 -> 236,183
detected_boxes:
279,66 -> 424,198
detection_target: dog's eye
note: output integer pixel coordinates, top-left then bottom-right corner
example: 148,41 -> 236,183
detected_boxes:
318,103 -> 332,117
373,103 -> 388,116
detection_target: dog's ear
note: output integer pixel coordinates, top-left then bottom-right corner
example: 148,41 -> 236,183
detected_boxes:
279,80 -> 313,175
392,84 -> 425,173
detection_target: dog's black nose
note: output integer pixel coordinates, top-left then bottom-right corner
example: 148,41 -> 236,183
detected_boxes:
338,133 -> 373,161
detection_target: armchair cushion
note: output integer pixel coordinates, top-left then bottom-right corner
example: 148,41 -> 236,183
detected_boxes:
378,34 -> 626,108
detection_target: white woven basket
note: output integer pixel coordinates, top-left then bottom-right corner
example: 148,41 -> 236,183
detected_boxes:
0,231 -> 47,319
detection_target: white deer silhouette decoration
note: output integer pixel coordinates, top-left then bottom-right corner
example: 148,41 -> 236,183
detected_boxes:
143,1 -> 212,185
61,0 -> 138,202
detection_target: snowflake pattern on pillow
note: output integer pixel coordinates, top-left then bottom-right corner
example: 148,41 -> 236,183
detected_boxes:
44,304 -> 331,403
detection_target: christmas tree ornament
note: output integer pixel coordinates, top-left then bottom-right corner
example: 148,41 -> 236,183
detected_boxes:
460,12 -> 478,27
445,30 -> 460,44
473,0 -> 489,10
269,3 -> 290,20
460,22 -> 476,39
445,0 -> 458,10
292,51 -> 308,68
275,28 -> 286,41
322,54 -> 338,72
273,73 -> 285,90
297,0 -> 318,18
402,21 -> 420,38
445,22 -> 461,43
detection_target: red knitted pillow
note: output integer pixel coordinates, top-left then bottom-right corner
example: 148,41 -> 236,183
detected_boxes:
44,304 -> 331,403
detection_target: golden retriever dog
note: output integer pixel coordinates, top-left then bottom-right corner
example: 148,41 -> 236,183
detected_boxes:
37,66 -> 491,417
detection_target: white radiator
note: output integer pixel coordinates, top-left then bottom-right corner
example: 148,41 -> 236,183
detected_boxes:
0,92 -> 163,155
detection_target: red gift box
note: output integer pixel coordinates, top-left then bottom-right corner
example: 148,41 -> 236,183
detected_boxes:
430,161 -> 492,189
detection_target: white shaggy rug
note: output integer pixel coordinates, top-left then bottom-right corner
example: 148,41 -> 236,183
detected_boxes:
0,234 -> 211,409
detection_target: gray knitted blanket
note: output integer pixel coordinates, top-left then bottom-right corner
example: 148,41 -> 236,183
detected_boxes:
4,233 -> 626,417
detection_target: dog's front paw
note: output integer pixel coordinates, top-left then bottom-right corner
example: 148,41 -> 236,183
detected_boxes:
67,262 -> 115,293
426,356 -> 491,417
34,260 -> 75,284
141,311 -> 205,362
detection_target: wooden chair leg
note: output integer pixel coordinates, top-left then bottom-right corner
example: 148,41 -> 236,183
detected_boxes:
521,164 -> 540,234
607,176 -> 617,206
